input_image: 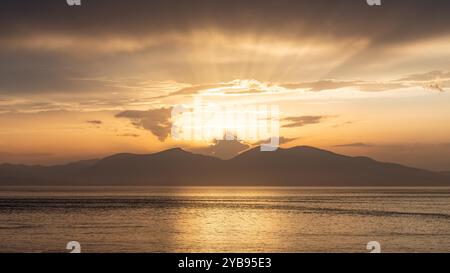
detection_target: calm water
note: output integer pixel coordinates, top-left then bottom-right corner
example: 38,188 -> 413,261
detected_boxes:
0,187 -> 449,253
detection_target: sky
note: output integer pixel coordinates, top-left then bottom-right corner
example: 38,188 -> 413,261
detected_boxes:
0,0 -> 450,171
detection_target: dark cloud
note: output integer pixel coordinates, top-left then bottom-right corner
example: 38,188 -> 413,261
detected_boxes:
0,100 -> 68,113
86,120 -> 102,125
0,53 -> 127,95
115,108 -> 172,141
282,116 -> 327,128
1,0 -> 450,45
117,133 -> 140,138
2,1 -> 450,95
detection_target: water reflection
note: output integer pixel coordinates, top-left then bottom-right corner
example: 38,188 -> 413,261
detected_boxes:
0,187 -> 449,252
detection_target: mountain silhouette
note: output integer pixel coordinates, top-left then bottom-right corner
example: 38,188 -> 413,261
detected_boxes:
0,146 -> 449,186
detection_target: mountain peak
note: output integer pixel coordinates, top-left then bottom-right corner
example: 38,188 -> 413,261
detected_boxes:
153,148 -> 200,158
235,145 -> 340,159
156,147 -> 189,154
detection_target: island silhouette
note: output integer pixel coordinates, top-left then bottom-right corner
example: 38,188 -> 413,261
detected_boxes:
1,146 -> 449,186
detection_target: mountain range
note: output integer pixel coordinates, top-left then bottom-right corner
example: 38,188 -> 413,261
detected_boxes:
0,146 -> 449,186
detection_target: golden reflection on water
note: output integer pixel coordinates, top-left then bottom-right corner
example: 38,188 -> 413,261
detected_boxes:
0,187 -> 449,252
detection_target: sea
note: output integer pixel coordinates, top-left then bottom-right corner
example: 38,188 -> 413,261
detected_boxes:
0,186 -> 449,253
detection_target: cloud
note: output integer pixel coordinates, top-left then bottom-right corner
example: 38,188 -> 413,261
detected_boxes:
2,1 -> 450,95
282,116 -> 327,128
156,80 -> 275,98
281,71 -> 450,93
425,83 -> 445,93
397,71 -> 450,92
115,108 -> 172,141
0,99 -> 70,113
398,71 -> 450,82
334,143 -> 373,148
156,83 -> 235,98
282,80 -> 407,92
222,89 -> 267,95
1,0 -> 449,108
252,136 -> 298,146
86,120 -> 103,125
2,69 -> 447,115
0,79 -> 187,112
0,0 -> 450,86
332,121 -> 358,128
2,0 -> 450,48
117,133 -> 140,138
281,80 -> 357,92
188,138 -> 250,160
